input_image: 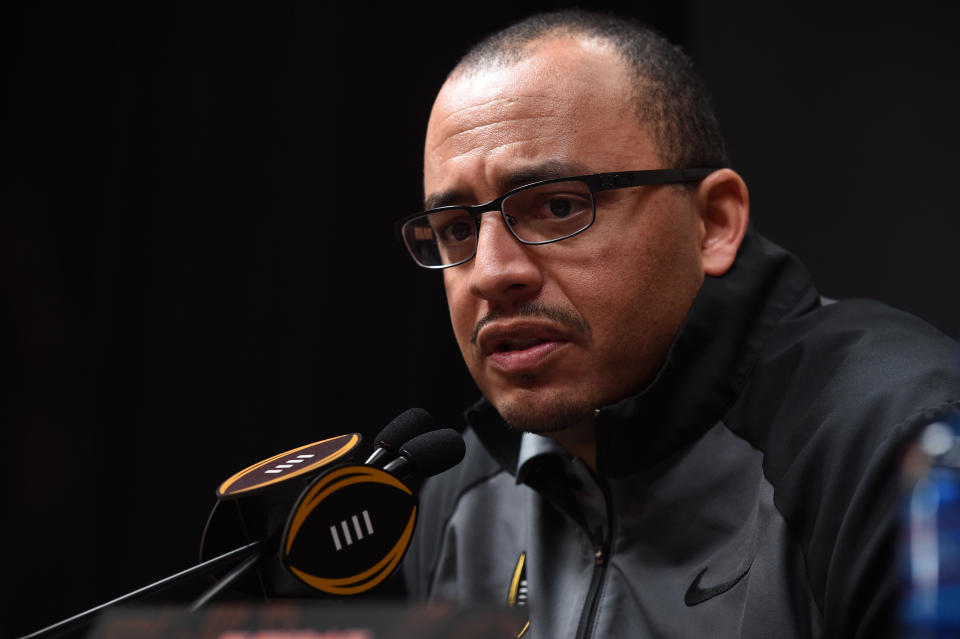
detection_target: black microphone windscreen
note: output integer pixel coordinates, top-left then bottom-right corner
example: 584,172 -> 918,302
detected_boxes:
374,407 -> 435,450
398,428 -> 466,478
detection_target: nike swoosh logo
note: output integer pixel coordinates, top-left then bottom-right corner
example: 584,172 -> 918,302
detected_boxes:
684,563 -> 752,606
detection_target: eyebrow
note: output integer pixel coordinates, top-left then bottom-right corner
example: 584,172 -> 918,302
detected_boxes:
423,159 -> 591,210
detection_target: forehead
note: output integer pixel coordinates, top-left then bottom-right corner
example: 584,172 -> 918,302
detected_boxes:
424,37 -> 660,202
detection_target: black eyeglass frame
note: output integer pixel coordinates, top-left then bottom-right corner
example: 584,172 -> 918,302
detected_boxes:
394,167 -> 717,269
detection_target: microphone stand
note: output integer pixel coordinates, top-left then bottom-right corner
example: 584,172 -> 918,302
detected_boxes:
189,549 -> 262,611
21,540 -> 262,639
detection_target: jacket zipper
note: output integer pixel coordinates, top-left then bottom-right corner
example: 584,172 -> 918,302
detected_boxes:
574,476 -> 615,639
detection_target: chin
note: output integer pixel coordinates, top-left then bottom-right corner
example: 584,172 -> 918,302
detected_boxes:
494,391 -> 595,435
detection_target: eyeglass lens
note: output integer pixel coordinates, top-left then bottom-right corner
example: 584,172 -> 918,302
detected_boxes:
403,180 -> 596,267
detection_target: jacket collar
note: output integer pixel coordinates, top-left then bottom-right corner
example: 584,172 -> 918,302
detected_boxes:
465,228 -> 820,478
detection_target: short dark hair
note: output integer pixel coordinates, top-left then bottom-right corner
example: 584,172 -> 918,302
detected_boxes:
453,10 -> 729,169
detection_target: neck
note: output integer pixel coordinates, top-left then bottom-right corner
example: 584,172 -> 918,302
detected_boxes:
546,418 -> 597,472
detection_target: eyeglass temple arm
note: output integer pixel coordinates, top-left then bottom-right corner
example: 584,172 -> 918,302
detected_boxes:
596,168 -> 715,191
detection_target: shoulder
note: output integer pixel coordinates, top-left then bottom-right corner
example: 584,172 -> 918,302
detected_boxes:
403,427 -> 507,599
789,298 -> 957,389
732,297 -> 959,452
731,297 -> 960,509
725,297 -> 960,636
418,427 -> 506,527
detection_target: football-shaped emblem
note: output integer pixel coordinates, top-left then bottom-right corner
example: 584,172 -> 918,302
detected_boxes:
217,434 -> 361,499
280,465 -> 417,595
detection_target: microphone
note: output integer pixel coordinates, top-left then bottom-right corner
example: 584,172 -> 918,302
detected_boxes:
198,432 -> 367,597
364,407 -> 436,467
382,428 -> 466,479
24,410 -> 466,639
203,408 -> 449,574
206,410 -> 466,598
279,424 -> 465,596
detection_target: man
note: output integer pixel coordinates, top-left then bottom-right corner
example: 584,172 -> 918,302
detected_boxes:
394,10 -> 960,639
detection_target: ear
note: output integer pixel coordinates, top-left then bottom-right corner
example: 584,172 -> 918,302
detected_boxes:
695,168 -> 749,277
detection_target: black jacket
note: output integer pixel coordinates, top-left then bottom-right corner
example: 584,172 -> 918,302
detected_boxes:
403,229 -> 960,638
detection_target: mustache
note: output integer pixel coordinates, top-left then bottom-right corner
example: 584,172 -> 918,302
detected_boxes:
470,301 -> 591,346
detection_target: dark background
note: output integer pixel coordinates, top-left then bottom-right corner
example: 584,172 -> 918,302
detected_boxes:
4,2 -> 958,636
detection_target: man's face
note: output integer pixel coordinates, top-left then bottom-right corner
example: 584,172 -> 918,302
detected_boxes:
424,37 -> 707,435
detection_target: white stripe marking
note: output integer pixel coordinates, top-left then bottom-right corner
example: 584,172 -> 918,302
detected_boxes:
362,509 -> 374,534
341,520 -> 353,545
298,454 -> 314,458
352,515 -> 364,539
264,470 -> 283,474
330,525 -> 342,551
287,459 -> 305,463
276,464 -> 293,468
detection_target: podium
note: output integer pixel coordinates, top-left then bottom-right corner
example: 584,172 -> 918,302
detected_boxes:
87,602 -> 527,639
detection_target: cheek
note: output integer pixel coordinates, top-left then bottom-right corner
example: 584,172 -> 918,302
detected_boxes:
560,213 -> 703,357
443,274 -> 476,351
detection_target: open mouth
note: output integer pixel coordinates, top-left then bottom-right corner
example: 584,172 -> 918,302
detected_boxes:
476,321 -> 575,375
493,337 -> 550,353
484,336 -> 566,375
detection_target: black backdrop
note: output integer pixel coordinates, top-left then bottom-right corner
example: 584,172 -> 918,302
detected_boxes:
5,2 -> 959,636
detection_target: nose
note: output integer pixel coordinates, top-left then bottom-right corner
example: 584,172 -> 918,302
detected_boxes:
466,211 -> 543,310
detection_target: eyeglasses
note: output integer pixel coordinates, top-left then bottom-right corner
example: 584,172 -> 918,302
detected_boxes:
395,167 -> 715,269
